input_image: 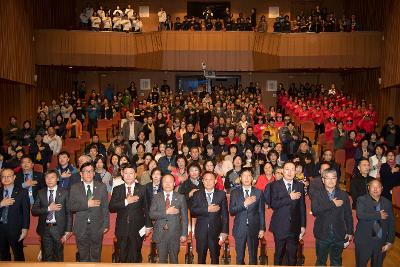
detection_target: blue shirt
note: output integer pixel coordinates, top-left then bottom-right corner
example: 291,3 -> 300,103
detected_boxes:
22,171 -> 34,204
3,185 -> 13,198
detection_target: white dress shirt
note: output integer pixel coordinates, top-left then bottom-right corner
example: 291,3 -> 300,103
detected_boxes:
163,191 -> 173,202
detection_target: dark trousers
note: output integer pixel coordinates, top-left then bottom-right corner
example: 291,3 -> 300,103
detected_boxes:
315,123 -> 325,134
315,230 -> 344,266
355,240 -> 385,267
156,234 -> 180,264
196,234 -> 220,264
234,227 -> 259,265
117,233 -> 143,263
40,225 -> 64,262
75,227 -> 104,262
0,224 -> 25,261
88,119 -> 97,137
273,234 -> 298,266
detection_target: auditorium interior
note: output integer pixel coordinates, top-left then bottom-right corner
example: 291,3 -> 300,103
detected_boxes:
0,0 -> 400,266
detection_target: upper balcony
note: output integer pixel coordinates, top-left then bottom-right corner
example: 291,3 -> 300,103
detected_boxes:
34,30 -> 382,71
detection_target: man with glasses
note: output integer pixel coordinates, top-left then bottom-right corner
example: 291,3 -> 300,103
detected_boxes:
311,168 -> 353,266
0,168 -> 30,261
69,162 -> 109,262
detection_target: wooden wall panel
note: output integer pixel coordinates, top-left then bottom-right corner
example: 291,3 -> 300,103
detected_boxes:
344,0 -> 387,31
31,0 -> 76,29
381,0 -> 400,88
0,67 -> 77,128
0,0 -> 35,85
34,30 -> 382,72
342,69 -> 400,126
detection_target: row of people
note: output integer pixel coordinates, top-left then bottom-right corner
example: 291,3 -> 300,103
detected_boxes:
0,159 -> 395,266
80,4 -> 143,32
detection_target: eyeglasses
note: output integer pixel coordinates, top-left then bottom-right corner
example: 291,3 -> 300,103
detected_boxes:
82,170 -> 94,174
323,177 -> 337,180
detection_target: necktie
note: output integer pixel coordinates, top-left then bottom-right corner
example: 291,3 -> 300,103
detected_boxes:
127,186 -> 131,197
373,203 -> 383,239
87,185 -> 93,200
245,189 -> 250,224
1,189 -> 9,223
287,183 -> 292,194
207,192 -> 212,205
165,193 -> 171,209
24,173 -> 29,182
153,186 -> 158,195
47,190 -> 54,221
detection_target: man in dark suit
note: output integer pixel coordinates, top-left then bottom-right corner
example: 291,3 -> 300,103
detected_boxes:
311,168 -> 353,266
182,123 -> 200,149
190,171 -> 229,264
31,170 -> 72,261
308,161 -> 330,199
229,167 -> 265,265
355,179 -> 395,267
109,163 -> 152,263
0,168 -> 30,261
270,161 -> 306,265
149,174 -> 188,263
350,158 -> 375,209
14,156 -> 45,205
122,112 -> 143,146
69,162 -> 109,262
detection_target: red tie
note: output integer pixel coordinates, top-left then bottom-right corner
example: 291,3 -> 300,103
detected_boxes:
165,193 -> 170,209
127,186 -> 131,197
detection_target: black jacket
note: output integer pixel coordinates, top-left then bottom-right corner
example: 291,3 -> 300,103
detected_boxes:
350,174 -> 375,209
145,181 -> 162,207
269,179 -> 306,238
14,171 -> 45,201
311,188 -> 353,241
229,186 -> 266,238
355,194 -> 395,246
0,186 -> 30,237
190,189 -> 229,240
109,183 -> 152,237
31,187 -> 72,235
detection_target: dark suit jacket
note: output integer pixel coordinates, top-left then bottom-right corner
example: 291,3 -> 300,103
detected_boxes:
31,187 -> 72,235
182,132 -> 201,149
109,183 -> 152,237
0,186 -> 30,237
122,121 -> 143,142
68,181 -> 110,237
145,182 -> 162,207
269,179 -> 306,238
355,194 -> 395,246
350,174 -> 375,209
14,171 -> 45,201
178,179 -> 204,209
311,188 -> 353,241
229,186 -> 266,238
190,189 -> 229,240
149,192 -> 188,243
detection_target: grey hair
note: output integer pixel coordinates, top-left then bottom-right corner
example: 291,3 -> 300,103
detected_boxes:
322,168 -> 337,179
